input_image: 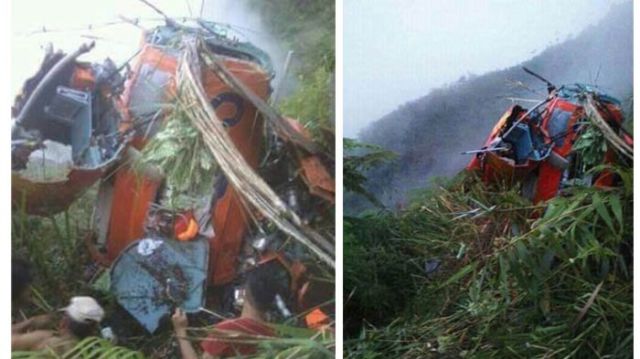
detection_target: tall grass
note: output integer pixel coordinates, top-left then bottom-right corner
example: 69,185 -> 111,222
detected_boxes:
12,324 -> 334,359
12,187 -> 99,314
13,188 -> 333,357
345,168 -> 632,358
12,337 -> 145,359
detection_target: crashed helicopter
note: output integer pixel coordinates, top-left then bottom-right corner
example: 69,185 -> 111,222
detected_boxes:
465,67 -> 633,203
12,16 -> 334,333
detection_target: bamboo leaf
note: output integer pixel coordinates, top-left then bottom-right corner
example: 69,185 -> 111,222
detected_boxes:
439,262 -> 477,289
592,193 -> 615,234
608,194 -> 623,231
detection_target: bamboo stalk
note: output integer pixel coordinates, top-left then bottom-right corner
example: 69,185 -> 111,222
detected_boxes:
584,96 -> 633,160
176,39 -> 334,267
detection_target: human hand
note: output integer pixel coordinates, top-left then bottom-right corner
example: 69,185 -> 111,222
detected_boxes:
172,308 -> 189,335
30,313 -> 54,329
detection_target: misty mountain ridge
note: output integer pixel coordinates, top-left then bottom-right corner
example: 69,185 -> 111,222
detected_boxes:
355,1 -> 632,209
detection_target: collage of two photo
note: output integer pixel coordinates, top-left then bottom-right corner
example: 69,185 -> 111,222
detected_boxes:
9,0 -> 634,358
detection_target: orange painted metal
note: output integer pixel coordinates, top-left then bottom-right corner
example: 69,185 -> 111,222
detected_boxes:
482,151 -> 536,183
468,93 -> 631,204
107,42 -> 269,285
533,161 -> 563,203
282,117 -> 335,203
106,168 -> 161,262
466,106 -> 515,172
202,54 -> 268,285
299,156 -> 335,203
305,308 -> 330,330
69,65 -> 96,91
12,168 -> 107,215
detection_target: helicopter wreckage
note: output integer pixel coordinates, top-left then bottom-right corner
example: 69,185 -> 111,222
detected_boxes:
465,67 -> 633,203
12,18 -> 334,333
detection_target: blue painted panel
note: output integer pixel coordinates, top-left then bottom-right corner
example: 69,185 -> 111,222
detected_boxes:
110,236 -> 209,333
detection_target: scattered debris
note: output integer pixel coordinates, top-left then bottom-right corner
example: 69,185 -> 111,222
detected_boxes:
11,12 -> 334,340
12,42 -> 128,214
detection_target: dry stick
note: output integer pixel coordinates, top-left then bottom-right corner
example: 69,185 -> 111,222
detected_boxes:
571,281 -> 604,331
178,89 -> 333,260
137,0 -> 178,27
184,0 -> 194,17
117,15 -> 146,30
584,96 -> 633,160
177,41 -> 334,267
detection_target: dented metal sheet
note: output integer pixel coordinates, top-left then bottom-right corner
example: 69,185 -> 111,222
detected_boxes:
110,236 -> 209,333
12,43 -> 128,216
12,144 -> 126,215
299,155 -> 335,204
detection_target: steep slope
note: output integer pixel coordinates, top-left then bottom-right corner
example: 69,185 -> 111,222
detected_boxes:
357,1 -> 632,207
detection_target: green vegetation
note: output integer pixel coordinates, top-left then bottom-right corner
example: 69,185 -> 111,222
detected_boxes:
573,123 -> 608,171
138,102 -> 217,209
344,163 -> 632,357
249,0 -> 335,154
12,337 -> 145,359
11,324 -> 333,359
12,188 -> 171,357
344,138 -> 397,208
12,188 -> 99,313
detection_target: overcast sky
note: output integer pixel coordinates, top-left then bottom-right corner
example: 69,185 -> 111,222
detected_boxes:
11,0 -> 287,98
344,0 -> 624,138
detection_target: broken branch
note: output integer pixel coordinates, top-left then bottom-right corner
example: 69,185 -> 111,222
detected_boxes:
584,95 -> 633,161
176,39 -> 334,267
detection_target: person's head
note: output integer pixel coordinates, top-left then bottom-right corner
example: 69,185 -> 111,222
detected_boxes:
60,296 -> 104,339
244,262 -> 290,314
12,258 -> 33,304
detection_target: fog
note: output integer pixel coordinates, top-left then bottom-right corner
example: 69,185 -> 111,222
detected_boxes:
346,0 -> 632,209
344,0 -> 626,138
11,0 -> 290,99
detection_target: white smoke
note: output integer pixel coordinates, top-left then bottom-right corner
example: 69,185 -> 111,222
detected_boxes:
203,0 -> 291,88
11,0 -> 293,98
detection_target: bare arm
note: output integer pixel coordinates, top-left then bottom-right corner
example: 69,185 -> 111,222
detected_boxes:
12,319 -> 33,334
173,308 -> 211,359
12,330 -> 55,351
175,329 -> 200,359
12,314 -> 54,334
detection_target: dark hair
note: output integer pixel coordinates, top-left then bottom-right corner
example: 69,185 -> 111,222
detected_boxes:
12,258 -> 33,302
66,316 -> 100,339
245,262 -> 290,313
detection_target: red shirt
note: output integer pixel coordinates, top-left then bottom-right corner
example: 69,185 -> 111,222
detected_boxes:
200,318 -> 275,357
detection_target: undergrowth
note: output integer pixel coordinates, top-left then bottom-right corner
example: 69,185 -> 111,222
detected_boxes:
12,337 -> 145,359
12,185 -> 334,358
345,168 -> 632,358
12,187 -> 99,314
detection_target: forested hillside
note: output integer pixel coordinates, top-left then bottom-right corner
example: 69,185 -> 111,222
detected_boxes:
249,0 -> 335,154
351,2 -> 631,210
